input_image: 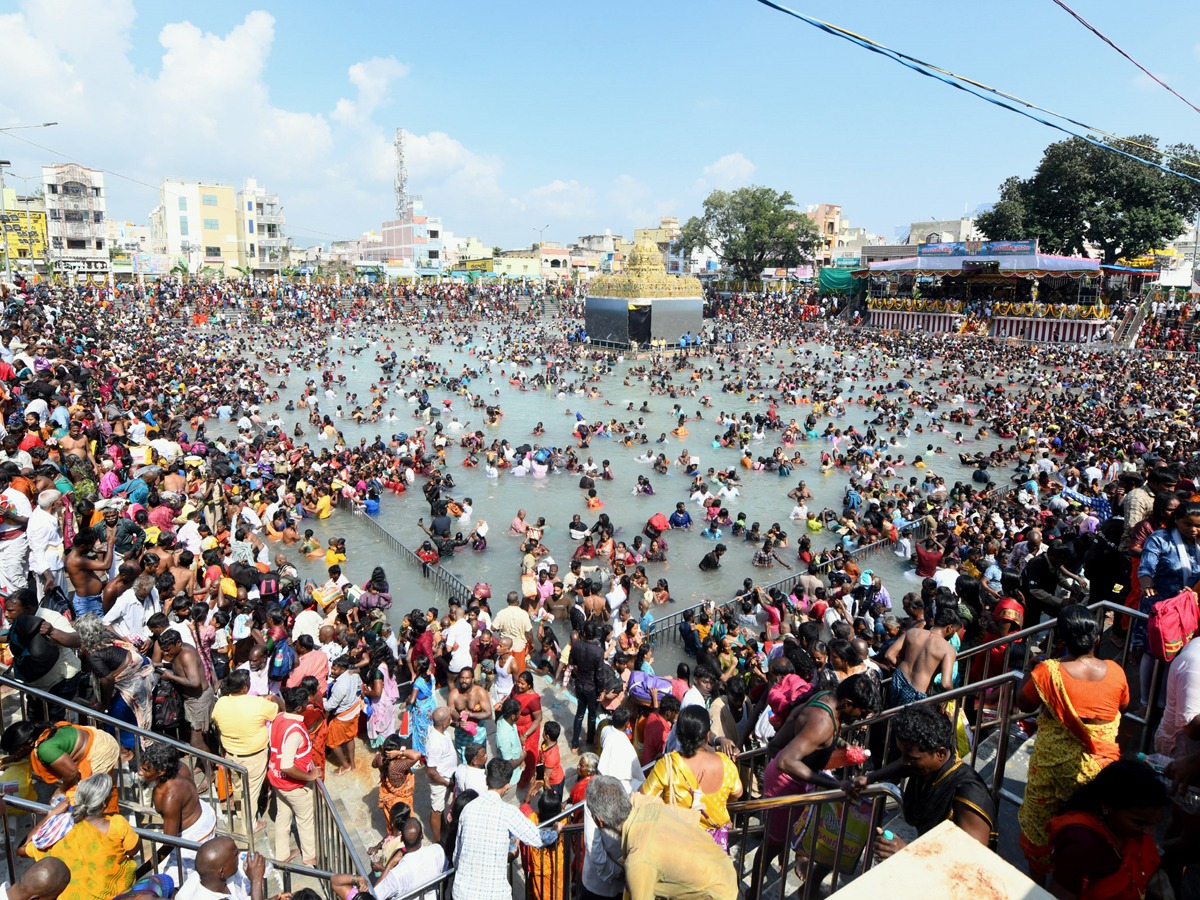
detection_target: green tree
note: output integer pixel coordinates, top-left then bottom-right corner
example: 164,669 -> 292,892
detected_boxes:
679,186 -> 821,280
976,135 -> 1200,264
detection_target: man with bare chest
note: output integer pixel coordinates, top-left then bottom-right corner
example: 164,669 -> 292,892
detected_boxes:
448,667 -> 492,763
139,742 -> 217,879
65,527 -> 115,617
57,420 -> 91,466
883,607 -> 960,706
156,630 -> 216,760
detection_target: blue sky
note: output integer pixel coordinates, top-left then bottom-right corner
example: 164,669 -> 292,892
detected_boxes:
2,0 -> 1199,249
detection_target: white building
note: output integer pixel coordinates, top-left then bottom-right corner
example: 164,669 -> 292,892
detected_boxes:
42,163 -> 108,281
235,178 -> 287,272
907,218 -> 982,245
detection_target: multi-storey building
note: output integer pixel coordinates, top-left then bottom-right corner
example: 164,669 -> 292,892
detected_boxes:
236,178 -> 287,273
42,163 -> 107,281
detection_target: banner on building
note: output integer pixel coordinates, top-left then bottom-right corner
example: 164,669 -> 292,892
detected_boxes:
918,240 -> 1037,257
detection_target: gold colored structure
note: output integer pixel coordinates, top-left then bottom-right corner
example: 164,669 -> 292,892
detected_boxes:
587,238 -> 702,299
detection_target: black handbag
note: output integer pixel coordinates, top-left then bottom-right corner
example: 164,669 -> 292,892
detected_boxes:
152,674 -> 182,728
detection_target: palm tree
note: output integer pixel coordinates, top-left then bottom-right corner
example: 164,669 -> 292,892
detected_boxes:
231,264 -> 254,281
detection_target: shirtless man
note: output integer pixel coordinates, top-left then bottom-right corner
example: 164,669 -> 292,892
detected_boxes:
57,420 -> 92,467
102,562 -> 142,611
447,667 -> 492,763
156,629 -> 216,764
170,549 -> 202,598
882,607 -> 960,706
65,526 -> 116,617
139,741 -> 216,877
582,580 -> 607,621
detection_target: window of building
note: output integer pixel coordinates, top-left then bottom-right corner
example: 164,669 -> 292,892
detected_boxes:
66,239 -> 86,250
203,218 -> 219,231
95,239 -> 104,250
202,194 -> 218,206
205,246 -> 221,258
429,230 -> 439,239
51,237 -> 62,248
49,209 -> 61,220
64,210 -> 85,223
93,212 -> 103,223
249,243 -> 255,255
47,184 -> 57,195
179,217 -> 189,236
179,197 -> 187,211
92,187 -> 101,197
247,201 -> 254,212
63,182 -> 85,196
427,249 -> 439,260
927,233 -> 939,244
248,221 -> 255,234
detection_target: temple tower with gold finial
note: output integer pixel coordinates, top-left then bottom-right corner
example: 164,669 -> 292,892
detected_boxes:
584,238 -> 704,348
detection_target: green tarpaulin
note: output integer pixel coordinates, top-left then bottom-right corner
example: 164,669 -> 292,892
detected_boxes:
818,267 -> 855,294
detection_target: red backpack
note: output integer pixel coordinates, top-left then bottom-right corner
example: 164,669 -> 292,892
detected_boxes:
1147,588 -> 1200,662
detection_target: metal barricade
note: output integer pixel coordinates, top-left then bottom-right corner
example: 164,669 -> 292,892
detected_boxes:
0,673 -> 254,844
954,599 -> 1160,753
357,515 -> 474,606
0,792 -> 342,898
312,779 -> 375,887
728,783 -> 904,899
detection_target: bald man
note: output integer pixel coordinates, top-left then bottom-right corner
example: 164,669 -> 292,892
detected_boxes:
175,837 -> 268,900
424,707 -> 458,843
3,858 -> 71,900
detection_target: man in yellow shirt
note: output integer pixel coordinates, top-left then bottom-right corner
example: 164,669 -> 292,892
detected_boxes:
585,775 -> 737,899
210,668 -> 282,827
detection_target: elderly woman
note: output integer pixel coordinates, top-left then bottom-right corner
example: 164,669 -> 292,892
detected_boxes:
74,614 -> 157,747
18,773 -> 137,900
1017,604 -> 1129,876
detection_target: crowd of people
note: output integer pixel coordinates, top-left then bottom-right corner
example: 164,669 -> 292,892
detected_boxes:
0,274 -> 1197,900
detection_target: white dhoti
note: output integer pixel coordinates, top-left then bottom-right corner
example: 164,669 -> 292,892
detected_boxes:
161,799 -> 218,880
0,534 -> 29,595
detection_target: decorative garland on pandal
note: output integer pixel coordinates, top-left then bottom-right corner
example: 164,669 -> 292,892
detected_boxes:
866,298 -> 1108,319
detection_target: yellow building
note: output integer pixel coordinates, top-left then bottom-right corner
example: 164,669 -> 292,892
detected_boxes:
0,188 -> 48,271
150,181 -> 240,272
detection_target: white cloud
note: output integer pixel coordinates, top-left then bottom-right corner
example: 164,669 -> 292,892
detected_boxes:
521,180 -> 596,220
697,152 -> 756,190
332,57 -> 410,125
0,1 -> 683,245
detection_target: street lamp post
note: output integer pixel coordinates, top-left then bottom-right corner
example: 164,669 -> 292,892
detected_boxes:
533,224 -> 549,247
0,123 -> 56,284
0,160 -> 12,284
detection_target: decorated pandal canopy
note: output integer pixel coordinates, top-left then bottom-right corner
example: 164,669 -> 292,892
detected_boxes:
856,240 -> 1110,342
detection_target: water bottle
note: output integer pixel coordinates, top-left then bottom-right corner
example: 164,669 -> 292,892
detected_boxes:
1138,753 -> 1200,815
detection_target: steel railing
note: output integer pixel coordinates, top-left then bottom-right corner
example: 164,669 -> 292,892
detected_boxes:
954,598 -> 1159,754
358,515 -> 474,605
0,793 -> 345,900
313,779 -> 374,887
0,672 -> 254,844
729,782 -> 905,899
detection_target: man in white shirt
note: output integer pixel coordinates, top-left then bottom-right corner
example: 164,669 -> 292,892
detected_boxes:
175,837 -> 269,900
27,489 -> 66,601
176,509 -> 203,555
104,575 -> 154,644
424,708 -> 458,844
289,599 -> 324,644
1155,637 -> 1200,759
444,605 -> 474,674
0,468 -> 32,596
372,819 -> 446,900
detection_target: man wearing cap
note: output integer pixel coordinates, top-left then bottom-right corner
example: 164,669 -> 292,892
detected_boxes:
27,490 -> 65,601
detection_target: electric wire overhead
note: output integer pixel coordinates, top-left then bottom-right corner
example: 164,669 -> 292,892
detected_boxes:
751,0 -> 1200,185
1049,0 -> 1200,117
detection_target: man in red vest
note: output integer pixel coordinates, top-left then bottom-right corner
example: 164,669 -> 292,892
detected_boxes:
267,686 -> 318,865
